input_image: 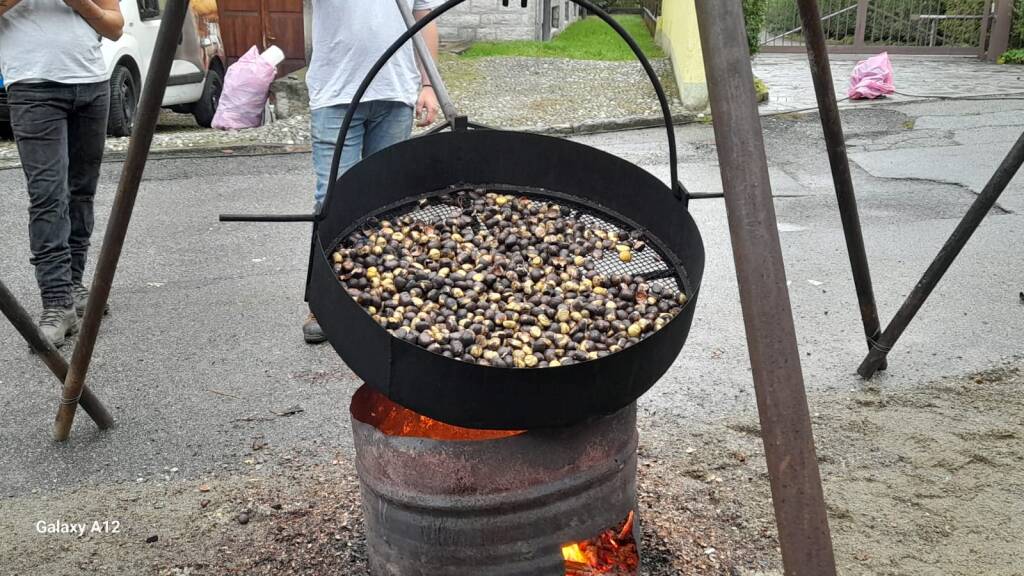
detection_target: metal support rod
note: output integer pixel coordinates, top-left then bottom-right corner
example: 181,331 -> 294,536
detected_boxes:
395,0 -> 458,123
694,2 -> 838,575
988,0 -> 1013,62
219,213 -> 316,223
858,131 -> 1024,379
979,0 -> 994,59
53,0 -> 192,442
797,0 -> 886,371
542,0 -> 553,41
0,280 -> 114,429
853,0 -> 870,49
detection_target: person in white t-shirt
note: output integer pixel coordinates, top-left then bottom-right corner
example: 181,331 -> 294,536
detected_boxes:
0,0 -> 124,347
302,0 -> 443,344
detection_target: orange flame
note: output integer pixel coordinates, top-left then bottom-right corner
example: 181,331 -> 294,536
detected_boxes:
561,511 -> 638,574
562,543 -> 588,564
351,386 -> 523,440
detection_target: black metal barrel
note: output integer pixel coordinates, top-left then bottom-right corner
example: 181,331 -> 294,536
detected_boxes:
351,385 -> 639,576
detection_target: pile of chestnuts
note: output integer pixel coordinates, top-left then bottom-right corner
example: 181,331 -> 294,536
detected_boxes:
332,190 -> 687,368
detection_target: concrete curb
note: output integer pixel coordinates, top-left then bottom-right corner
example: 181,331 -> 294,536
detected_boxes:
521,112 -> 698,136
0,113 -> 700,169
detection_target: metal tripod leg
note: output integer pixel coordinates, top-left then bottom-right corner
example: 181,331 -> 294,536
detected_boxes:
859,131 -> 1024,379
53,0 -> 193,441
0,279 -> 114,429
796,0 -> 887,371
694,2 -> 838,574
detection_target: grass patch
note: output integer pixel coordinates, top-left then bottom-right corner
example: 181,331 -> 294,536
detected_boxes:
997,49 -> 1024,64
461,15 -> 664,61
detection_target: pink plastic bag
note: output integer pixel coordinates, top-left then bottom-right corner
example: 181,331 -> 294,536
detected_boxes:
212,46 -> 277,130
848,52 -> 895,100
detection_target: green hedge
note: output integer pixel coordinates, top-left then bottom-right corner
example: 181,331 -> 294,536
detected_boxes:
1013,0 -> 1024,50
999,48 -> 1024,64
744,0 -> 770,54
942,0 -> 985,46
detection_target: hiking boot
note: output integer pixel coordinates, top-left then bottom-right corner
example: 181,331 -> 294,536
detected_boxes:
303,312 -> 327,344
39,307 -> 79,348
73,284 -> 109,317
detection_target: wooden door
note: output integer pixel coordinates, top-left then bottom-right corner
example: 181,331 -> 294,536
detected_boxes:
218,0 -> 306,76
264,0 -> 306,75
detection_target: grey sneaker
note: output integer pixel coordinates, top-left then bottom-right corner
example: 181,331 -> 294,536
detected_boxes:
73,284 -> 109,317
303,312 -> 327,344
39,307 -> 79,348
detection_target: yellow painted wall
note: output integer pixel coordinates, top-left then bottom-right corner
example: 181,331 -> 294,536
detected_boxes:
656,0 -> 708,111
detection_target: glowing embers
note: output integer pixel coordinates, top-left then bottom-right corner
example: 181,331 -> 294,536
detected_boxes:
562,511 -> 639,575
351,385 -> 522,440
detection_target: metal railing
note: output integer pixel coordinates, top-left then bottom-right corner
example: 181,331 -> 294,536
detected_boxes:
761,0 -> 999,54
641,0 -> 661,34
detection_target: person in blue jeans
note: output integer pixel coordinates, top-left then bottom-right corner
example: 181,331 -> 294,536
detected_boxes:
0,0 -> 124,347
303,0 -> 443,344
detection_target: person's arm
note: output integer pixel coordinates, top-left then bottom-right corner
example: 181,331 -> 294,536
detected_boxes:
65,0 -> 124,41
413,6 -> 441,127
0,0 -> 24,18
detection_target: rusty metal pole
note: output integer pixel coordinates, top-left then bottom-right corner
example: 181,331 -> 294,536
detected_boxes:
0,280 -> 114,429
394,0 -> 458,123
859,131 -> 1024,379
694,2 -> 838,575
53,0 -> 191,441
796,0 -> 886,371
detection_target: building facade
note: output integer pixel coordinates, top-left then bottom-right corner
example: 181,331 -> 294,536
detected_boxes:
655,0 -> 707,111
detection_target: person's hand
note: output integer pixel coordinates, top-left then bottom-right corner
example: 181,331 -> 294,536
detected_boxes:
416,86 -> 440,127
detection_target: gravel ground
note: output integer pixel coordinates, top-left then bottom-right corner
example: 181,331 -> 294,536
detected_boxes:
0,56 -> 682,168
440,56 -> 683,132
4,364 -> 1022,575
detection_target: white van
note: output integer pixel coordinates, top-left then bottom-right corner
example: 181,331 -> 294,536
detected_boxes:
0,0 -> 226,138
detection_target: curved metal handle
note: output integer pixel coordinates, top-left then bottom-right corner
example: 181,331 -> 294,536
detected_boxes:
322,0 -> 685,216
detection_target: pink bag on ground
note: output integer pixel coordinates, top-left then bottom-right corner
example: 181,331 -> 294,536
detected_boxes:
848,52 -> 895,100
212,46 -> 277,130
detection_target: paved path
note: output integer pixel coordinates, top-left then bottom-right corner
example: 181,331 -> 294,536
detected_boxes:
752,53 -> 1024,113
1,98 -> 1021,498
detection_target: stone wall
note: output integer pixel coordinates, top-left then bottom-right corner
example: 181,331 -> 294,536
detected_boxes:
438,0 -> 539,42
437,0 -> 583,43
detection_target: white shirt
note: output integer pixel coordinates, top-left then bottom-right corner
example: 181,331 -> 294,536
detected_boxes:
306,0 -> 444,110
0,0 -> 107,85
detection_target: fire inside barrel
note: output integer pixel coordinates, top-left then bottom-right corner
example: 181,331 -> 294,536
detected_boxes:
354,385 -> 522,441
562,511 -> 639,575
351,384 -> 640,576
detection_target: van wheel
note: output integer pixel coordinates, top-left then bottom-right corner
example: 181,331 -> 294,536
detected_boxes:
107,65 -> 138,137
193,67 -> 223,128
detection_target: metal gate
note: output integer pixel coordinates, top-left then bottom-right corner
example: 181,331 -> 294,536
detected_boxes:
641,0 -> 661,34
761,0 -> 1002,55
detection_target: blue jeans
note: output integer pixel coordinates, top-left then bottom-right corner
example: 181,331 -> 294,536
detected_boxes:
311,100 -> 414,208
9,81 -> 109,309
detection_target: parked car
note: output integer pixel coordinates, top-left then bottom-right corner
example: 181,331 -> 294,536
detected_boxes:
0,0 -> 225,139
